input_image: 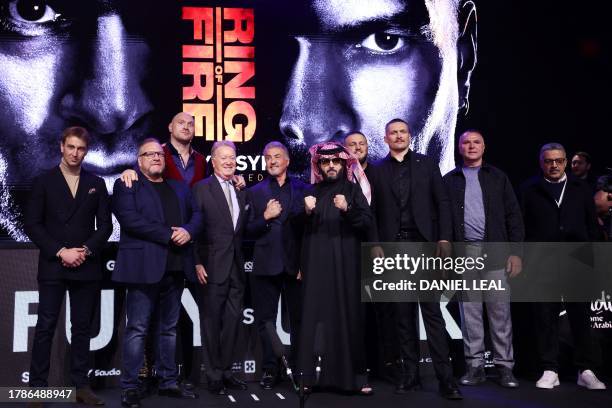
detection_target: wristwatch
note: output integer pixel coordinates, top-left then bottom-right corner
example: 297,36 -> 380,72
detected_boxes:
82,245 -> 92,257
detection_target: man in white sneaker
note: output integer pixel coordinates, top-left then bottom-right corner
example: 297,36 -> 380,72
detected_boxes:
520,143 -> 606,391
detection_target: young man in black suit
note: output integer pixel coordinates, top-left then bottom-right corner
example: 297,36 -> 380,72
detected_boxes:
246,141 -> 307,389
368,118 -> 461,400
192,141 -> 248,395
24,126 -> 112,405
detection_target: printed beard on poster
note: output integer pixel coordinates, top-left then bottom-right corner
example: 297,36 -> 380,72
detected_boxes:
181,6 -> 256,142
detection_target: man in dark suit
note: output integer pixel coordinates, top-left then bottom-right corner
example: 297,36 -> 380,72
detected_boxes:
112,138 -> 202,407
192,140 -> 248,394
24,126 -> 112,405
368,118 -> 461,399
520,143 -> 606,390
246,141 -> 307,389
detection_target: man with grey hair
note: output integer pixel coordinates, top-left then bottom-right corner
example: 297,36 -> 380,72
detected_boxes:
246,141 -> 308,389
192,140 -> 249,395
275,0 -> 477,176
443,130 -> 523,388
520,142 -> 605,390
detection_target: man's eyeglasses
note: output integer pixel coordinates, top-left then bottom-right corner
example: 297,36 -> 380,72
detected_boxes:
140,151 -> 165,159
318,157 -> 343,166
543,158 -> 566,165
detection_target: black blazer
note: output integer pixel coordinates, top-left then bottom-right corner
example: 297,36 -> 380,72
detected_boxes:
520,175 -> 600,242
24,166 -> 112,281
246,177 -> 308,276
368,151 -> 452,242
443,164 -> 524,243
192,175 -> 248,283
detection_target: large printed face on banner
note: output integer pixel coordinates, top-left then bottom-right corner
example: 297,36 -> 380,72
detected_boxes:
277,0 -> 477,175
0,0 -> 174,240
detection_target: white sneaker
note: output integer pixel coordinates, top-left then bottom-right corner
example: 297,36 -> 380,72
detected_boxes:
577,370 -> 607,390
536,370 -> 560,389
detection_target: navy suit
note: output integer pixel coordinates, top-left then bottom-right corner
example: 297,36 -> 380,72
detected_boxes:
111,177 -> 201,284
111,176 -> 202,391
246,176 -> 307,372
24,166 -> 112,388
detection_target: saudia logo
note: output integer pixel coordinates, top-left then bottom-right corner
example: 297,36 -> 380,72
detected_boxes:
590,291 -> 612,329
88,368 -> 121,377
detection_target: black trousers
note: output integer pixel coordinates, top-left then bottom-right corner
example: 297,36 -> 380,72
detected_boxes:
396,301 -> 454,382
394,233 -> 453,383
29,279 -> 99,387
198,263 -> 244,383
249,272 -> 302,372
535,302 -> 600,372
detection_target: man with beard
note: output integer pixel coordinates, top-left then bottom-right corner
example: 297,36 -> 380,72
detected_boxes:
368,118 -> 462,399
24,126 -> 112,405
271,0 -> 477,176
298,142 -> 373,394
344,132 -> 372,175
112,138 -> 202,407
246,141 -> 308,389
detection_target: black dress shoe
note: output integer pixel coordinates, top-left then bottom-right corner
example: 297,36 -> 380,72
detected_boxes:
158,385 -> 198,399
208,380 -> 226,395
224,376 -> 248,390
395,375 -> 422,394
439,381 -> 463,400
121,389 -> 140,408
76,386 -> 105,405
259,371 -> 277,390
180,380 -> 196,391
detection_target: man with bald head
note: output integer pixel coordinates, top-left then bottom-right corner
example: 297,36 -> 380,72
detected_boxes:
443,130 -> 523,388
112,138 -> 202,406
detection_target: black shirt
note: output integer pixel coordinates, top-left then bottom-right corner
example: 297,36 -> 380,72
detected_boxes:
269,176 -> 291,224
149,180 -> 183,272
390,153 -> 418,232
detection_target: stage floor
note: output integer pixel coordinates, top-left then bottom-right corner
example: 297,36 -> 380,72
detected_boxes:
17,376 -> 612,408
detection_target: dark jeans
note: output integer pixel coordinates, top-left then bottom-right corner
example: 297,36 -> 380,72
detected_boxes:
29,279 -> 99,387
120,273 -> 184,390
250,272 -> 302,371
535,302 -> 600,372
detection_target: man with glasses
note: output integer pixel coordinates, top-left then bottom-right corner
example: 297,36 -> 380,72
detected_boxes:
112,138 -> 202,407
520,143 -> 605,390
